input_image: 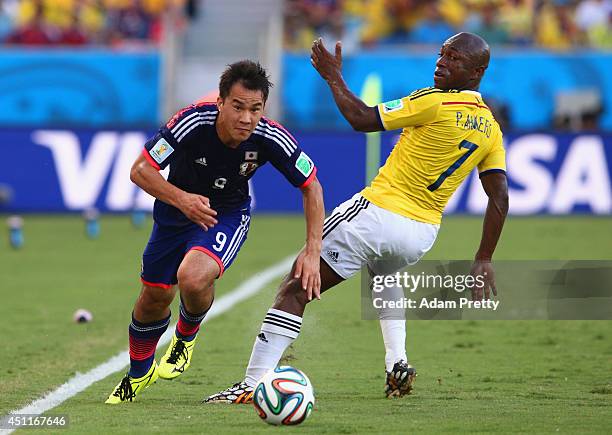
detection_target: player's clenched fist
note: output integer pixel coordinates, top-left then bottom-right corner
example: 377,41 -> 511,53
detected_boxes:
179,192 -> 218,230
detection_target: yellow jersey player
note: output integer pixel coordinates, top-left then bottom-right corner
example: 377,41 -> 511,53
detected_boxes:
205,33 -> 508,403
363,86 -> 505,225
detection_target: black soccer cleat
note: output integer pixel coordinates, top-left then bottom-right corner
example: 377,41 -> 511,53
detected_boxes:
204,381 -> 254,404
384,360 -> 416,398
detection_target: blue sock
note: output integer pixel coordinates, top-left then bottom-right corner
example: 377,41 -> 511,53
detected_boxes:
128,313 -> 170,378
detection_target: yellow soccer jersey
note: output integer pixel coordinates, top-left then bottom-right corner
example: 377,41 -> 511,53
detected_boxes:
361,87 -> 506,224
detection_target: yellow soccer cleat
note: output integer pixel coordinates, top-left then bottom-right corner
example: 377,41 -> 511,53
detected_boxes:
158,335 -> 196,380
105,361 -> 159,404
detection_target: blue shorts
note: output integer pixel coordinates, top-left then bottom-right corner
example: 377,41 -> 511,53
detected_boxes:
141,210 -> 251,289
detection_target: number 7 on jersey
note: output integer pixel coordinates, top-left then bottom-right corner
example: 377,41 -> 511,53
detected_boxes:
427,140 -> 479,192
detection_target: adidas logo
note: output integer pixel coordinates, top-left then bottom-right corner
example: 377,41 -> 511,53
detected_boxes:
257,333 -> 268,343
326,250 -> 339,263
195,157 -> 207,166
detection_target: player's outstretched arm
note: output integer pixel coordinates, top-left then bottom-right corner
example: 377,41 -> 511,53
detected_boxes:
130,153 -> 218,230
294,177 -> 324,301
310,38 -> 382,133
470,172 -> 509,300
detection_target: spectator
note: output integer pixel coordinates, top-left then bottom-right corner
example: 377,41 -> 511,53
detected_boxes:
469,2 -> 511,45
304,0 -> 343,41
587,10 -> 612,48
408,1 -> 455,44
535,0 -> 579,50
437,0 -> 468,29
575,0 -> 611,31
358,0 -> 428,46
2,0 -> 183,46
0,0 -> 17,41
500,0 -> 534,44
575,0 -> 612,44
58,7 -> 88,45
105,0 -> 154,44
284,0 -> 343,51
5,0 -> 52,44
77,0 -> 105,44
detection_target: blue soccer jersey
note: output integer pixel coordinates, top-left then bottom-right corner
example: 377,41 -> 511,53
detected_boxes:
143,101 -> 317,226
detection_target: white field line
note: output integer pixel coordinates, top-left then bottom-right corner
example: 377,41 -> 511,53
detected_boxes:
0,254 -> 295,434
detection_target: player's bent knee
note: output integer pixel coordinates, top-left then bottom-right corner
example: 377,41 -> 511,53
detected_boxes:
139,285 -> 174,314
275,278 -> 310,308
177,270 -> 215,297
177,250 -> 220,296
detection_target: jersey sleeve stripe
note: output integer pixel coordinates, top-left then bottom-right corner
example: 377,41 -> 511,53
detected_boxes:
441,101 -> 490,110
141,148 -> 161,170
253,129 -> 292,156
263,118 -> 298,143
409,89 -> 444,100
409,87 -> 435,98
265,124 -> 298,150
478,168 -> 506,178
170,111 -> 199,135
170,108 -> 218,132
172,112 -> 217,139
299,166 -> 317,188
256,123 -> 298,152
174,115 -> 216,140
177,120 -> 216,142
173,113 -> 216,138
253,127 -> 295,156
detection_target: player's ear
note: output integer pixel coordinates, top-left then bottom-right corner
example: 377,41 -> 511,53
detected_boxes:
216,95 -> 224,109
476,65 -> 486,78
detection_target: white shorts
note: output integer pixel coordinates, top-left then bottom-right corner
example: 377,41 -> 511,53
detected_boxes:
321,193 -> 439,280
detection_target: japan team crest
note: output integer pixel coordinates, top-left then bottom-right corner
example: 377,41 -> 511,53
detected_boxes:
239,161 -> 259,176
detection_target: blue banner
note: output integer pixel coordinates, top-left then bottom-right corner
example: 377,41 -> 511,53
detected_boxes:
1,128 -> 610,215
0,49 -> 160,128
283,52 -> 612,131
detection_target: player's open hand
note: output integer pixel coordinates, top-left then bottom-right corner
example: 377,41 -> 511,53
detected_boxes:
469,260 -> 497,301
311,38 -> 342,83
179,192 -> 218,230
294,248 -> 321,301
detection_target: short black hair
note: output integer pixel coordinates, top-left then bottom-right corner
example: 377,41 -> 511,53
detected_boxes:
219,60 -> 273,103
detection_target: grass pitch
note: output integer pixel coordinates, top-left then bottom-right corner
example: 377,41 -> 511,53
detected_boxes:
1,215 -> 611,433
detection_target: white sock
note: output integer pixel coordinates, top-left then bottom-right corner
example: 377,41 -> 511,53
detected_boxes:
244,308 -> 302,387
379,319 -> 407,372
373,280 -> 407,372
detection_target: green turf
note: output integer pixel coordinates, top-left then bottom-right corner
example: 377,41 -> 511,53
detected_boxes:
1,215 -> 611,433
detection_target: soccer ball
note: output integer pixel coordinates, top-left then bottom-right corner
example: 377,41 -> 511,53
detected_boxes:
73,308 -> 93,323
253,366 -> 315,425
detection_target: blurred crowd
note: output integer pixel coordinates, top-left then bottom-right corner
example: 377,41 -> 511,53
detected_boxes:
0,0 -> 194,46
2,0 -> 609,50
284,0 -> 612,51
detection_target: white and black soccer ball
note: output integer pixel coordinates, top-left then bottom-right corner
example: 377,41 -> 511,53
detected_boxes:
73,308 -> 93,323
253,366 -> 315,425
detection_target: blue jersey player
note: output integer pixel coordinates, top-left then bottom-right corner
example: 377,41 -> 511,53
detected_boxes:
106,60 -> 324,404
